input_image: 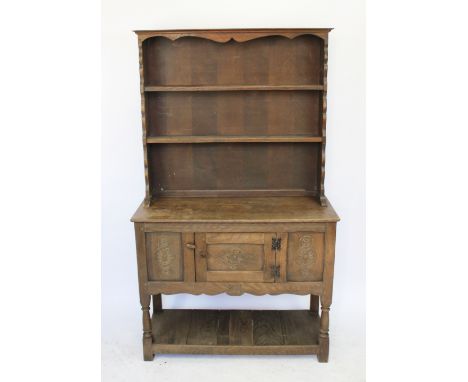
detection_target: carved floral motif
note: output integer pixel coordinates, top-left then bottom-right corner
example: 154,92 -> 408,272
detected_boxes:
226,248 -> 243,270
155,237 -> 173,276
298,235 -> 315,277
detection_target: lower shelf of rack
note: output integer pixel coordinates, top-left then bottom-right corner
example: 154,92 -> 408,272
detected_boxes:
151,309 -> 320,355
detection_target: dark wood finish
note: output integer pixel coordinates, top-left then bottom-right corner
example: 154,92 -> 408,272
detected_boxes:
318,222 -> 337,362
310,295 -> 320,316
134,223 -> 154,360
187,310 -> 219,345
319,38 -> 329,207
147,91 -> 321,136
229,311 -> 254,345
276,232 -> 288,283
194,233 -> 275,283
142,35 -> 323,86
148,143 -> 320,197
146,136 -> 323,144
132,29 -> 338,362
151,309 -> 320,355
142,222 -> 328,233
152,294 -> 162,313
145,85 -> 324,91
182,233 -> 195,282
152,309 -> 191,345
145,232 -> 183,281
147,91 -> 321,137
135,28 -> 330,204
145,281 -> 323,296
132,197 -> 339,223
280,310 -> 320,345
286,232 -> 325,282
253,311 -> 284,345
135,28 -> 332,42
152,343 -> 319,355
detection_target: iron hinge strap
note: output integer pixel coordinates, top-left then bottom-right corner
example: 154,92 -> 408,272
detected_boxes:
272,237 -> 281,250
271,265 -> 281,279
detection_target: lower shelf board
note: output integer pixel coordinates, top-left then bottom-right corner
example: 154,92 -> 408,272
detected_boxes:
152,309 -> 320,355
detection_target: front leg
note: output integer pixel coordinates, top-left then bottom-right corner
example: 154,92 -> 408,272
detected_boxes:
141,294 -> 154,361
135,223 -> 154,361
318,222 -> 336,363
318,296 -> 330,363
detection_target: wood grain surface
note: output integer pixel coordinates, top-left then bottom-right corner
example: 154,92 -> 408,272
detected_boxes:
133,29 -> 337,362
132,197 -> 339,223
152,309 -> 320,354
136,29 -> 330,204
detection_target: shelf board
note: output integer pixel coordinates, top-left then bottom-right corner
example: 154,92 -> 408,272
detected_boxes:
146,135 -> 323,144
152,309 -> 320,354
144,84 -> 324,92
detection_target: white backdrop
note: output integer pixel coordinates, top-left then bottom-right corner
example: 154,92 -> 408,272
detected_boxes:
102,1 -> 365,380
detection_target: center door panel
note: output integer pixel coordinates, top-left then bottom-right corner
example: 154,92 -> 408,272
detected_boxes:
194,233 -> 275,282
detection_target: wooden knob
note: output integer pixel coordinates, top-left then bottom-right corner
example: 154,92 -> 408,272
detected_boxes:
185,243 -> 196,249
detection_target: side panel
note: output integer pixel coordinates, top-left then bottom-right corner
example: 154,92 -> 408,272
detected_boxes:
145,232 -> 185,281
285,232 -> 325,282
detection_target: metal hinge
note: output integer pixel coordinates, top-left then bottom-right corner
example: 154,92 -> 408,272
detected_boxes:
271,265 -> 281,279
272,237 -> 281,250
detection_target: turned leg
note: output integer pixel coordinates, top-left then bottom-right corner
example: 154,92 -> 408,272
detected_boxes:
141,294 -> 154,361
153,294 -> 162,314
318,296 -> 330,363
318,223 -> 336,363
310,295 -> 319,316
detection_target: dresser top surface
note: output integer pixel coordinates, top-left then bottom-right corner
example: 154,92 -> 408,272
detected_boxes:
131,197 -> 339,223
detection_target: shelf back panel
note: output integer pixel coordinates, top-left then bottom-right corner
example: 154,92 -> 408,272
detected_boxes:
147,91 -> 321,137
148,143 -> 319,197
143,35 -> 323,86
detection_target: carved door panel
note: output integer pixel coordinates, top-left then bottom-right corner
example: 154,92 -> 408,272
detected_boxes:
194,233 -> 276,282
145,232 -> 195,281
281,232 -> 325,282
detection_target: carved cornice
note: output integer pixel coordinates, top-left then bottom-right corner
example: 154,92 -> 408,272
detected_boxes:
135,29 -> 332,43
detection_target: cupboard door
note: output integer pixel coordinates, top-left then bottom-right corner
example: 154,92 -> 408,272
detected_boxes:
145,232 -> 195,281
195,233 -> 275,282
284,232 -> 325,281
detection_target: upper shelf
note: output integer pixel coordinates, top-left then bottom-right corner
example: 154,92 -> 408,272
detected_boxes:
144,85 -> 324,92
146,135 -> 323,144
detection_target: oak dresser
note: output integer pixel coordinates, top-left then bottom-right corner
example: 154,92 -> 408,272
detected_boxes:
131,28 -> 339,362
